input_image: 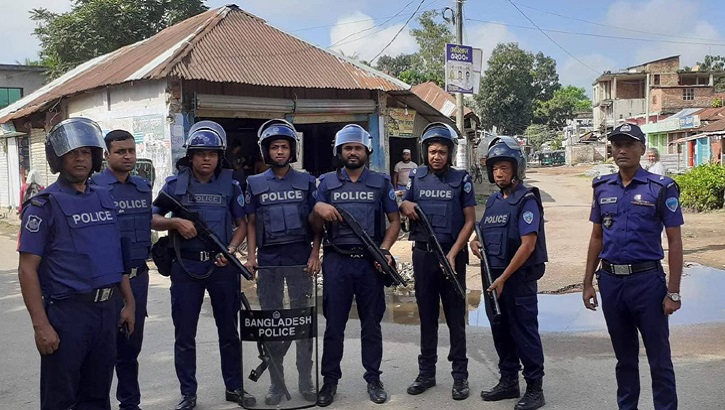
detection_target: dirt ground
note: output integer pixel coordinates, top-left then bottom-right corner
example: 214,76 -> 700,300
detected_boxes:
1,165 -> 722,294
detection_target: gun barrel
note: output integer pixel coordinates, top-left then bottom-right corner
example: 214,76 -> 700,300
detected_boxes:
414,205 -> 465,299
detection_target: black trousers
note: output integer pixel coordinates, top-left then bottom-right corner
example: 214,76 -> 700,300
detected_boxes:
412,248 -> 468,380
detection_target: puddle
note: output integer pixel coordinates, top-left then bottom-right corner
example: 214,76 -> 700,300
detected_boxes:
232,265 -> 725,334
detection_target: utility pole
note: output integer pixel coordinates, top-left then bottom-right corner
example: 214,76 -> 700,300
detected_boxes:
455,0 -> 467,169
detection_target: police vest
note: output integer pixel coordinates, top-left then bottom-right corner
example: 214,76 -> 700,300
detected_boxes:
481,185 -> 548,269
321,170 -> 387,246
170,168 -> 236,252
409,166 -> 466,244
91,172 -> 152,264
35,184 -> 124,296
247,169 -> 312,247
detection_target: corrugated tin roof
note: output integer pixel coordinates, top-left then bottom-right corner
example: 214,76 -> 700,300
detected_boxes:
693,107 -> 725,121
700,117 -> 725,133
411,81 -> 474,119
0,5 -> 411,123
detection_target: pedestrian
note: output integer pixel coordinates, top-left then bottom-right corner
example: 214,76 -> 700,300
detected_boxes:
18,169 -> 44,214
244,119 -> 321,405
645,147 -> 666,175
392,148 -> 417,192
17,117 -> 136,410
90,129 -> 152,410
151,121 -> 254,410
470,136 -> 548,410
583,123 -> 683,410
399,122 -> 476,400
311,124 -> 400,406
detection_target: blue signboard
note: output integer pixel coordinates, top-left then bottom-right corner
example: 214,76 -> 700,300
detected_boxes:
445,44 -> 474,94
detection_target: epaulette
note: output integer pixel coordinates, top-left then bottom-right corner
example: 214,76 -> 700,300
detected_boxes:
30,196 -> 49,207
592,174 -> 615,187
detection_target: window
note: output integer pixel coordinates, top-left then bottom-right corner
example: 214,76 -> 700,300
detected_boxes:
654,74 -> 660,85
0,87 -> 23,108
683,88 -> 694,101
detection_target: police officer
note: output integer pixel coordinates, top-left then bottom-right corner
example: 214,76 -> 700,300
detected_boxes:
17,117 -> 136,410
583,123 -> 683,410
470,136 -> 547,410
399,123 -> 476,400
244,119 -> 321,404
311,124 -> 400,407
151,121 -> 254,410
90,130 -> 152,410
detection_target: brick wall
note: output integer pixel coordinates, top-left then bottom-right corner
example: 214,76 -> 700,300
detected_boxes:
660,87 -> 717,111
617,81 -> 644,98
645,57 -> 679,73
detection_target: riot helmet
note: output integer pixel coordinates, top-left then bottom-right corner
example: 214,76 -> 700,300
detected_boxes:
258,119 -> 299,165
420,122 -> 458,165
485,136 -> 526,183
45,117 -> 105,174
333,124 -> 373,157
180,120 -> 227,170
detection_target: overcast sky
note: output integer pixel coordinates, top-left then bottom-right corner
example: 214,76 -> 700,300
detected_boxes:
3,0 -> 725,93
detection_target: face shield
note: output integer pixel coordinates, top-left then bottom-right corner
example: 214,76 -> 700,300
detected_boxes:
47,118 -> 105,157
187,120 -> 227,149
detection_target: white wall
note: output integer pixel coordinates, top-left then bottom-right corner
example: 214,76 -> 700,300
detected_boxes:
67,80 -> 172,193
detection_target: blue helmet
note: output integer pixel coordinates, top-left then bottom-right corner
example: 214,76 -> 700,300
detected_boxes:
333,124 -> 373,156
184,120 -> 227,152
258,119 -> 299,164
45,117 -> 105,174
420,122 -> 458,165
485,136 -> 526,183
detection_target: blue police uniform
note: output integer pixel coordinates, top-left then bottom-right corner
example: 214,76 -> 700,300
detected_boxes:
19,179 -> 125,410
404,166 -> 476,381
590,168 -> 683,410
245,168 -> 317,391
91,168 -> 152,410
317,168 -> 398,385
153,167 -> 245,398
480,182 -> 547,384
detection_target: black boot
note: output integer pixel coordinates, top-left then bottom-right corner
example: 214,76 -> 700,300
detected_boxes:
406,375 -> 436,395
515,379 -> 545,410
480,376 -> 520,401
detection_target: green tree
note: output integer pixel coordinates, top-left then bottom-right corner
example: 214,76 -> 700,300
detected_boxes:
474,43 -> 535,134
31,0 -> 208,79
532,51 -> 560,101
409,10 -> 454,86
375,54 -> 416,78
695,55 -> 725,92
534,86 -> 591,128
524,124 -> 558,152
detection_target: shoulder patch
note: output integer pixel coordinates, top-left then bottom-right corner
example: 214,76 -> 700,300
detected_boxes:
665,197 -> 679,212
522,211 -> 534,225
244,191 -> 252,205
463,181 -> 472,193
389,189 -> 396,200
237,193 -> 245,207
25,215 -> 42,233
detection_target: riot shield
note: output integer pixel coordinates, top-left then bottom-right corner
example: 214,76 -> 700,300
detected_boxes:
240,265 -> 318,409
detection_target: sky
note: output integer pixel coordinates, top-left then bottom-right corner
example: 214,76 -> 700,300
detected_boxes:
3,0 -> 725,95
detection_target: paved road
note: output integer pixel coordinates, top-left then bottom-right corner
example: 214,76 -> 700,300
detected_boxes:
2,232 -> 725,409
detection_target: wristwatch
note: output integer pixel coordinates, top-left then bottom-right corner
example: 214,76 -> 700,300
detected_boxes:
667,292 -> 681,302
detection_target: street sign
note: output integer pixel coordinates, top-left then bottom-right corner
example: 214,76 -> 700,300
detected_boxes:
445,43 -> 474,94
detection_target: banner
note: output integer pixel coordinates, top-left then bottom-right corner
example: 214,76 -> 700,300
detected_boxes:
445,44 -> 474,94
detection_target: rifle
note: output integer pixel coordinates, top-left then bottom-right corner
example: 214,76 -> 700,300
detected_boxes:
153,191 -> 253,280
332,206 -> 407,287
413,205 -> 466,299
474,224 -> 502,323
154,191 -> 291,399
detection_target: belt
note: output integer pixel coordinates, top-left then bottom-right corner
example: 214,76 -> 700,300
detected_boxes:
601,260 -> 660,276
180,250 -> 217,262
77,286 -> 116,303
324,245 -> 367,258
413,241 -> 453,253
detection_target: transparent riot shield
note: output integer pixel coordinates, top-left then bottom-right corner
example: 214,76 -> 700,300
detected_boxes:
240,265 -> 318,409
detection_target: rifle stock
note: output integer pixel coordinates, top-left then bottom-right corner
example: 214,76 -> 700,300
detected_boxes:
413,205 -> 466,299
474,224 -> 502,322
153,191 -> 253,280
333,206 -> 407,287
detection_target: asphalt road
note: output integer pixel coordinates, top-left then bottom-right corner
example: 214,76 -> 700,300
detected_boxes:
2,232 -> 725,409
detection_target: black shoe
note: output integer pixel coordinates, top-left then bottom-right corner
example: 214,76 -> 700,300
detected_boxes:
299,377 -> 318,402
367,380 -> 388,404
175,396 -> 196,410
317,383 -> 337,407
452,379 -> 470,400
225,388 -> 256,407
481,377 -> 520,401
406,375 -> 436,395
265,384 -> 285,406
515,379 -> 545,410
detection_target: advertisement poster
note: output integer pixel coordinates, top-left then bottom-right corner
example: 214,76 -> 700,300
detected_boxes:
387,108 -> 416,138
445,43 -> 474,94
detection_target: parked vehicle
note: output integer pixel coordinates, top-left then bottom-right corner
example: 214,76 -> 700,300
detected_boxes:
539,150 -> 565,166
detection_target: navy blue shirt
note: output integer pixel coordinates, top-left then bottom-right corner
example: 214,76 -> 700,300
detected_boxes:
245,168 -> 317,215
590,168 -> 684,264
317,168 -> 398,214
